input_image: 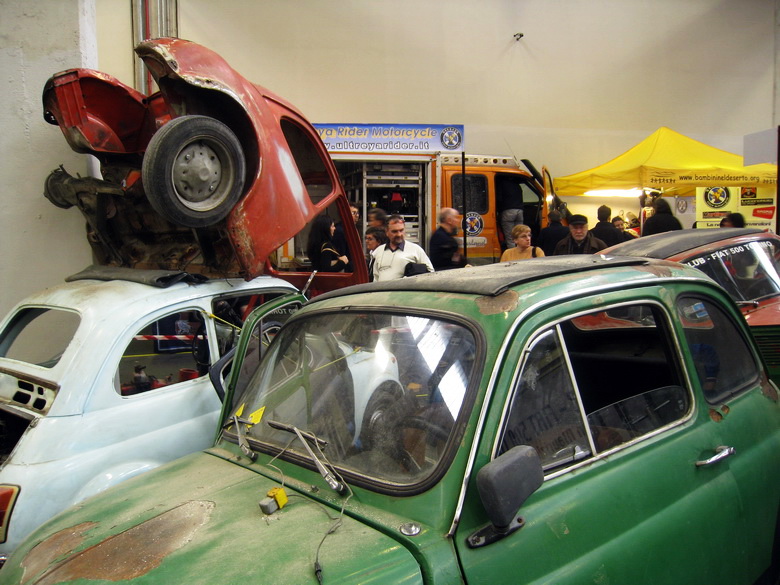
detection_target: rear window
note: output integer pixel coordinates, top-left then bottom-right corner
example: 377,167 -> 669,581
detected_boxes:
684,238 -> 780,303
677,297 -> 760,403
0,308 -> 80,368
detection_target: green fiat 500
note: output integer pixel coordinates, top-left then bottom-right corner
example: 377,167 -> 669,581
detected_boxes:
2,256 -> 779,585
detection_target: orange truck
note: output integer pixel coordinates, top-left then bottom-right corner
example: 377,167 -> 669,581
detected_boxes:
320,138 -> 563,264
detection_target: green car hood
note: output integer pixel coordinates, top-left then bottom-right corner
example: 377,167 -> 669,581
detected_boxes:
5,450 -> 423,585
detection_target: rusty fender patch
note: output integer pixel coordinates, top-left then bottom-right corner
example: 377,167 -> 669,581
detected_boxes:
476,290 -> 519,315
635,263 -> 674,278
21,522 -> 97,581
21,501 -> 214,585
762,383 -> 779,402
708,404 -> 730,422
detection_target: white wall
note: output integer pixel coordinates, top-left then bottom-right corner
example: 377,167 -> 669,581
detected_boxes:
1,0 -> 777,315
176,0 -> 774,173
95,0 -> 134,81
174,0 -> 776,223
0,0 -> 94,317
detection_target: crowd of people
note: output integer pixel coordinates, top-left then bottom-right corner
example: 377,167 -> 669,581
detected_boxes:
306,198 -> 744,281
306,204 -> 435,282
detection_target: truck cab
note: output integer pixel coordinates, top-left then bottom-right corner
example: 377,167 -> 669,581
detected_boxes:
439,154 -> 551,263
331,151 -> 559,264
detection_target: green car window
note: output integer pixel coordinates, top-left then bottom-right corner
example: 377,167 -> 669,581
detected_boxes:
677,297 -> 760,403
499,303 -> 691,472
498,329 -> 590,468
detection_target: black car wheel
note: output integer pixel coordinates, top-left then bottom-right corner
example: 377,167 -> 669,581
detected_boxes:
142,115 -> 246,228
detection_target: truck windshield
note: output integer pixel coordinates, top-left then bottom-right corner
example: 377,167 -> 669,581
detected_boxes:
228,311 -> 478,489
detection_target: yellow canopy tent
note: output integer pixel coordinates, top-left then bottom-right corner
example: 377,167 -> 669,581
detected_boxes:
554,126 -> 777,198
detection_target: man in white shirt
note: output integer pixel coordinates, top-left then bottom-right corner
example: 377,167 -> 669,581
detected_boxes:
372,215 -> 434,281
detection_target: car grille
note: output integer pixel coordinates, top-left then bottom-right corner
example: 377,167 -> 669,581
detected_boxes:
751,326 -> 780,380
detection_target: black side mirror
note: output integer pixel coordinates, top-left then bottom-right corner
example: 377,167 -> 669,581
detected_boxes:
467,445 -> 543,548
208,346 -> 236,402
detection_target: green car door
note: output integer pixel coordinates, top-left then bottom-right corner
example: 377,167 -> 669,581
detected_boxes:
455,286 -> 778,584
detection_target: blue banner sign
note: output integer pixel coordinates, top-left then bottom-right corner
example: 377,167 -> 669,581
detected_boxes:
314,123 -> 464,153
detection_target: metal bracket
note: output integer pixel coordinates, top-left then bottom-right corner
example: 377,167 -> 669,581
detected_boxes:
466,517 -> 525,548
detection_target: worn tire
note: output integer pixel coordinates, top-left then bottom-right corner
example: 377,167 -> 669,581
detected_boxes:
142,115 -> 246,228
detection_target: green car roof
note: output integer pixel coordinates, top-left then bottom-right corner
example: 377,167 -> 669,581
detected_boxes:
312,255 -> 684,301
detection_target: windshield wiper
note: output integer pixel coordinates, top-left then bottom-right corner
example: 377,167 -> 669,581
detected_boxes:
267,419 -> 346,495
735,300 -> 760,307
268,419 -> 328,448
231,415 -> 257,461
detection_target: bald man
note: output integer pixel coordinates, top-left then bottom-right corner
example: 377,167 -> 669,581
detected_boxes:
429,207 -> 466,270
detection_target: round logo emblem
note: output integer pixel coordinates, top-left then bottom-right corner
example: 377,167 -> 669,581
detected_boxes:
704,187 -> 730,209
464,212 -> 483,236
440,127 -> 463,150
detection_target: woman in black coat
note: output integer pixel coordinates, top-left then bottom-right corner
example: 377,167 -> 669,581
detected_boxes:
306,215 -> 349,272
642,198 -> 683,236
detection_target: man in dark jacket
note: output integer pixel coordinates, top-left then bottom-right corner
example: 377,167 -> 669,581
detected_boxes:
537,210 -> 570,256
495,175 -> 525,248
429,208 -> 466,270
642,198 -> 683,236
554,214 -> 607,255
590,205 -> 623,247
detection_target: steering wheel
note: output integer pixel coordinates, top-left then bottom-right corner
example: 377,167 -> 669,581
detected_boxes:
259,320 -> 283,348
403,414 -> 451,444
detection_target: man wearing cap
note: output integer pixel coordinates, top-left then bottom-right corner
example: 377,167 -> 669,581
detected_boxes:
553,214 -> 607,255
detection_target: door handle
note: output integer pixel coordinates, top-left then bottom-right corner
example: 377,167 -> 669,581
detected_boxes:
695,445 -> 735,467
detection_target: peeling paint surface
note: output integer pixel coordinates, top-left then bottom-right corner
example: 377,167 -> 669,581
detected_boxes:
21,501 -> 214,584
762,382 -> 778,402
635,263 -> 674,279
476,290 -> 519,315
20,521 -> 96,581
709,404 -> 730,423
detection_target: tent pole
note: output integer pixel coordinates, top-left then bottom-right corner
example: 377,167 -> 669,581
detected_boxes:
461,153 -> 468,264
774,126 -> 780,233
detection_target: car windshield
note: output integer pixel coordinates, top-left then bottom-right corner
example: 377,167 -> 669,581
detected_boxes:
684,238 -> 780,303
227,311 -> 478,489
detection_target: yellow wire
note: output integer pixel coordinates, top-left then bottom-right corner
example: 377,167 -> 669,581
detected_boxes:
122,352 -> 190,359
312,346 -> 362,372
208,312 -> 242,331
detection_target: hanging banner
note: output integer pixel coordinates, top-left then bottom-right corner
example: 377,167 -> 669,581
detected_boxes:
314,123 -> 464,154
642,166 -> 777,189
695,186 -> 776,229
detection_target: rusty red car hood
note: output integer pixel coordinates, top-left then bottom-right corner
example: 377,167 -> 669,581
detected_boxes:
741,298 -> 780,326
